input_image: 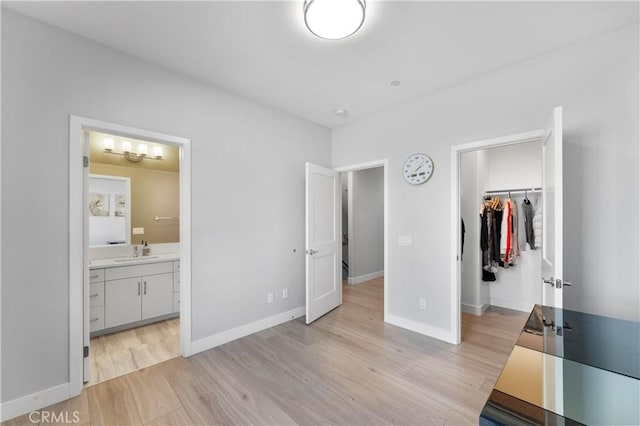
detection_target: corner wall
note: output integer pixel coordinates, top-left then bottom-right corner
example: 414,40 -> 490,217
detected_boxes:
332,24 -> 639,339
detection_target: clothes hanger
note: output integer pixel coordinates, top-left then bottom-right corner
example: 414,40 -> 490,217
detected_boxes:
524,190 -> 531,205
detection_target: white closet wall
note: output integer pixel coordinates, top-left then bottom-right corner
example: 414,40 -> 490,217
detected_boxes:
460,151 -> 490,314
461,142 -> 542,314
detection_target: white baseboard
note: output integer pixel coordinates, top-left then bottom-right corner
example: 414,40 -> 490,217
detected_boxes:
1,383 -> 70,422
347,270 -> 384,285
489,297 -> 534,313
190,306 -> 305,355
385,314 -> 456,344
461,302 -> 490,316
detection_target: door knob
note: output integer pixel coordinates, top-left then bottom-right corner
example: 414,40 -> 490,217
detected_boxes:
542,277 -> 555,286
307,249 -> 319,255
563,281 -> 573,287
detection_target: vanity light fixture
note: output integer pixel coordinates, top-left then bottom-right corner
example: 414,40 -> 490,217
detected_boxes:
102,138 -> 164,162
304,0 -> 366,40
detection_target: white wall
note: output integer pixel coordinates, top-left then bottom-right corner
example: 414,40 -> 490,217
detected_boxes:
1,10 -> 331,404
485,142 -> 543,191
460,151 -> 484,313
348,167 -> 384,282
333,24 -> 639,339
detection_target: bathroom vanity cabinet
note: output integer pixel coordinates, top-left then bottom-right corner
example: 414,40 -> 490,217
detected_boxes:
89,257 -> 180,336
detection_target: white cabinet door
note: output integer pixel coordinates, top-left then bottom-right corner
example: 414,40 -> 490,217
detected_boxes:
142,273 -> 174,320
105,277 -> 142,328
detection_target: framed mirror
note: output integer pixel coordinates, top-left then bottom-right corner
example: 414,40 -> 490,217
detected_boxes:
88,174 -> 131,247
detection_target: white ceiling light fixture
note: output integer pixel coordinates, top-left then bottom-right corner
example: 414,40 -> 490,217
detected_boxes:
304,0 -> 366,40
334,108 -> 349,118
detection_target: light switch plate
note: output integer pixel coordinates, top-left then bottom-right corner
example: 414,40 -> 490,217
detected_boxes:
132,227 -> 144,235
398,236 -> 412,246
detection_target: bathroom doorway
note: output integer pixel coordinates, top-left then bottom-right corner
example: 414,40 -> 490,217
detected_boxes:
85,131 -> 182,385
69,116 -> 192,395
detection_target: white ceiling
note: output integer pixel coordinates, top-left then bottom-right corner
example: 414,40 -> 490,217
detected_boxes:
4,1 -> 639,128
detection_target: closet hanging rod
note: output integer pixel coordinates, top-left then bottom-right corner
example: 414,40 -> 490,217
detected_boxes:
483,187 -> 542,196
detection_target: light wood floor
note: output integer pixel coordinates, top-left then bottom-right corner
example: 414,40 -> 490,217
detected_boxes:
88,318 -> 181,386
4,277 -> 528,425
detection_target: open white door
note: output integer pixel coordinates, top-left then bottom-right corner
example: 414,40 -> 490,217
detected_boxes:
541,106 -> 565,415
305,162 -> 342,324
541,106 -> 565,309
82,131 -> 90,382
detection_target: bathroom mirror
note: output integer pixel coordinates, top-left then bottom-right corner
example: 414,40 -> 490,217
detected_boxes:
88,131 -> 180,246
89,175 -> 131,246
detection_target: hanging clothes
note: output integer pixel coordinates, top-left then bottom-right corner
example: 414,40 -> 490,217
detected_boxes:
522,197 -> 535,250
511,198 -> 520,258
501,197 -> 520,267
532,197 -> 542,249
480,194 -> 525,281
500,198 -> 512,267
480,198 -> 500,281
492,207 -> 503,266
461,218 -> 466,261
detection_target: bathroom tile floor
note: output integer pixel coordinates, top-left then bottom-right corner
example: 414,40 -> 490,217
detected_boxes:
88,317 -> 180,386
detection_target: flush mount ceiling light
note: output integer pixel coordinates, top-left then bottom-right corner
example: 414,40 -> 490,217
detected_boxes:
304,0 -> 366,40
103,138 -> 163,163
334,108 -> 349,118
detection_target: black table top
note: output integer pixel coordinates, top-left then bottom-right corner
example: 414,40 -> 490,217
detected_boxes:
517,305 -> 640,380
481,305 -> 640,426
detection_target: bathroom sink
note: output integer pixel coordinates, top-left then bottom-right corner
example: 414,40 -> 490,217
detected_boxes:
113,256 -> 160,262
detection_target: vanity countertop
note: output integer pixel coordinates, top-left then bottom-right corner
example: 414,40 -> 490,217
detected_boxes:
90,252 -> 180,269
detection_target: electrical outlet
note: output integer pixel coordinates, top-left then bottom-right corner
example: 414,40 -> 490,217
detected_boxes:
267,292 -> 274,304
419,298 -> 426,310
282,288 -> 288,299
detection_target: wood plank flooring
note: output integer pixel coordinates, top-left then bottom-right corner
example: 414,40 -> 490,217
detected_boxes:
89,318 -> 180,386
4,277 -> 528,425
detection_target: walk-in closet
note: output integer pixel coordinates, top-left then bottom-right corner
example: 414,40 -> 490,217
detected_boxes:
460,141 -> 542,315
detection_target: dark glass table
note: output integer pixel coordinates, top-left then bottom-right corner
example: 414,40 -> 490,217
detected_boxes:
480,305 -> 640,425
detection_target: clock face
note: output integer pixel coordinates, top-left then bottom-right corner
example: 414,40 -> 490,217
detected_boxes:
403,153 -> 433,185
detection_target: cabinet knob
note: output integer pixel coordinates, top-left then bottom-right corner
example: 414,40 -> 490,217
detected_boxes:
90,293 -> 99,298
90,274 -> 99,279
90,318 -> 99,322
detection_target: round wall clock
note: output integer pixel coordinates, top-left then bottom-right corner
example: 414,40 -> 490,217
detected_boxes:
402,153 -> 433,185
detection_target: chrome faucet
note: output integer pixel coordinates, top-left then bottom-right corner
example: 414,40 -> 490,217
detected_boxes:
133,245 -> 139,258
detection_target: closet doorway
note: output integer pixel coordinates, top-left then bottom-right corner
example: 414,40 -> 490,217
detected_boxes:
460,142 -> 542,317
450,106 -> 565,344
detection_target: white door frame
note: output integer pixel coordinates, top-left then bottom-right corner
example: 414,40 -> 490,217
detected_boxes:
450,130 -> 543,344
69,115 -> 192,397
335,159 -> 389,321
